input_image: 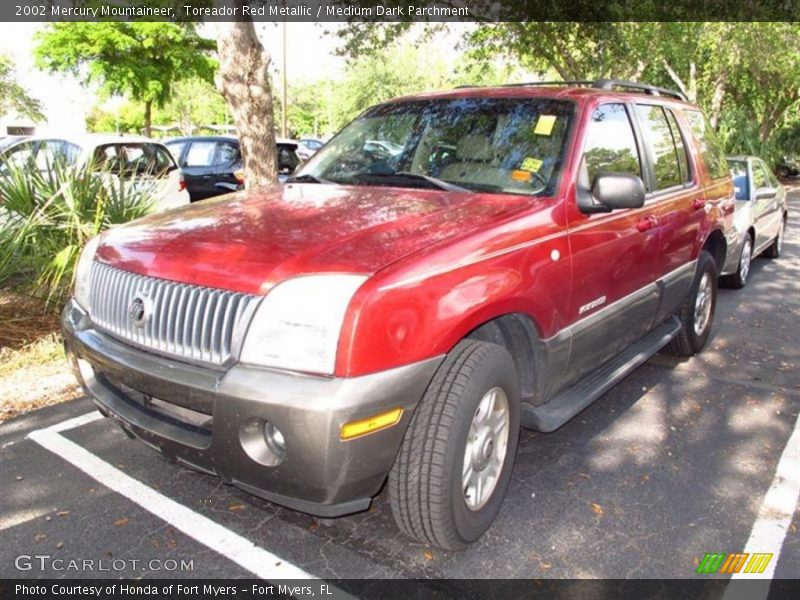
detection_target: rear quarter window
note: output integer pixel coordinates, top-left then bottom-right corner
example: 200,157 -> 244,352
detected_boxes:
685,110 -> 728,180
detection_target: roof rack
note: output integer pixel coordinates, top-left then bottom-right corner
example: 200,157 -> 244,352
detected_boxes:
593,79 -> 687,101
454,78 -> 687,102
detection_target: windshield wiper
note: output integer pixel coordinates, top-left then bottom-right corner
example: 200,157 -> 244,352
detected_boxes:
285,173 -> 333,184
352,171 -> 472,193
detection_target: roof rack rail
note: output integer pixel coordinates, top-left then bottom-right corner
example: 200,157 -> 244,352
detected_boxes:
453,79 -> 687,101
593,79 -> 687,101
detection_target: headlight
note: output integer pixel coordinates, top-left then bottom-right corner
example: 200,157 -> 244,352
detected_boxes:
240,274 -> 367,375
73,236 -> 100,312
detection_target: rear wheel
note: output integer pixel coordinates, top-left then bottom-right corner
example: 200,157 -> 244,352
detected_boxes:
763,216 -> 786,259
668,251 -> 717,356
389,340 -> 520,550
723,235 -> 752,289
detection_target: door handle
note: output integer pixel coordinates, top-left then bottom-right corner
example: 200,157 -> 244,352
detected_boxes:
636,216 -> 659,232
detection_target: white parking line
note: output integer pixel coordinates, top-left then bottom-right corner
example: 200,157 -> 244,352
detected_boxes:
27,412 -> 320,581
720,411 -> 800,600
732,410 -> 800,579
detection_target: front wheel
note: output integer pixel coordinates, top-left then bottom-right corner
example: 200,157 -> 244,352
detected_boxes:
389,340 -> 520,550
763,216 -> 786,259
668,251 -> 717,356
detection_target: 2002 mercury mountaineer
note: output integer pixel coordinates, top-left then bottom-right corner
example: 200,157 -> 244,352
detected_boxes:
64,79 -> 739,550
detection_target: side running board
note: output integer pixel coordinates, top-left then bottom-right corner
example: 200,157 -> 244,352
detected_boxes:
521,317 -> 682,433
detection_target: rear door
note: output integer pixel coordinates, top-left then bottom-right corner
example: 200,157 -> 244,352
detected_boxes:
180,140 -> 220,199
566,101 -> 661,381
631,103 -> 704,322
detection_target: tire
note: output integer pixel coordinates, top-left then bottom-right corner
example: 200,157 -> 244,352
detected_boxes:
668,251 -> 717,357
722,235 -> 752,289
763,216 -> 786,259
389,340 -> 520,550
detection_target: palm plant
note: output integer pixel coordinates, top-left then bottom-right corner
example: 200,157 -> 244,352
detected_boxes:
0,156 -> 157,306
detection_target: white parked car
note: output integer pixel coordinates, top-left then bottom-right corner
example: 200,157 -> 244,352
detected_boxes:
0,134 -> 190,211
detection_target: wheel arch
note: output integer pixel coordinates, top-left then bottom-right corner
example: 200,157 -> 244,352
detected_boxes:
464,312 -> 542,406
701,228 -> 727,275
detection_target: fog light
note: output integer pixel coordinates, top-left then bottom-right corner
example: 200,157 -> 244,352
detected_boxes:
264,421 -> 286,455
239,418 -> 286,467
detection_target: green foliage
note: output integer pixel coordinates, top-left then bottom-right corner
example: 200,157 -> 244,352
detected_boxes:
283,42 -> 532,138
338,23 -> 800,162
0,158 -> 155,304
34,23 -> 216,132
87,79 -> 230,135
0,54 -> 44,123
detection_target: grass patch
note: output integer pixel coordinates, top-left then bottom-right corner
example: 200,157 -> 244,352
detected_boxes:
0,332 -> 65,378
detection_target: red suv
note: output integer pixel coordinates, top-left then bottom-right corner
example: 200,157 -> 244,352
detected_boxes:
64,80 -> 734,550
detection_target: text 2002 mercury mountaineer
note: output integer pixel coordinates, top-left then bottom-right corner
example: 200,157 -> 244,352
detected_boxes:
64,80 -> 736,549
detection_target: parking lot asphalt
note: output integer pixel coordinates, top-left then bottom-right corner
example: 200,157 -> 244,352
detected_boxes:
1,190 -> 798,583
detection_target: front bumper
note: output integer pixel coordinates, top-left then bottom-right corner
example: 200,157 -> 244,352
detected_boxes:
63,300 -> 442,517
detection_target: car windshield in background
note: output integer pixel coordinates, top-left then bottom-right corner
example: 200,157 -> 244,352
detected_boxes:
298,97 -> 574,196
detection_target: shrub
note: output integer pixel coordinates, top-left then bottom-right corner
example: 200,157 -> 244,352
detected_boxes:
0,157 -> 156,306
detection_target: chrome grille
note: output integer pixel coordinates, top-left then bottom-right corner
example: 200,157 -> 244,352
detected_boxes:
89,262 -> 259,366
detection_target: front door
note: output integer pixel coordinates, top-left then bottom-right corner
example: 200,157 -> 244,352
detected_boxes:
565,102 -> 661,382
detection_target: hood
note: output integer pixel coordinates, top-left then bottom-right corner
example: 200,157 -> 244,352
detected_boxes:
95,184 -> 535,295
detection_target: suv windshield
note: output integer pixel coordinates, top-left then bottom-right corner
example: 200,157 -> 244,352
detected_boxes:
298,97 -> 574,196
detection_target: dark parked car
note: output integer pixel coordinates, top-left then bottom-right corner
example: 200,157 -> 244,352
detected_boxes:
777,155 -> 800,179
164,136 -> 301,201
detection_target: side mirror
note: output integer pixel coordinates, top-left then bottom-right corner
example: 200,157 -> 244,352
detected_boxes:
754,187 -> 776,200
578,172 -> 646,214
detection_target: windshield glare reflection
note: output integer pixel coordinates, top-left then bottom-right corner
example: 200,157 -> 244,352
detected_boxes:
299,97 -> 574,197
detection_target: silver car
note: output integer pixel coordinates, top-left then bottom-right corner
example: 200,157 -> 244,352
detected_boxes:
722,156 -> 788,287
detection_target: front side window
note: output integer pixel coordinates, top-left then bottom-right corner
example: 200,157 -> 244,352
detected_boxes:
93,144 -> 174,176
165,142 -> 186,163
582,103 -> 642,182
728,160 -> 749,200
685,110 -> 728,180
299,98 -> 574,196
752,162 -> 770,190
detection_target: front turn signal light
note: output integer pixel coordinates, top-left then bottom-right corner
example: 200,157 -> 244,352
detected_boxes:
340,407 -> 404,441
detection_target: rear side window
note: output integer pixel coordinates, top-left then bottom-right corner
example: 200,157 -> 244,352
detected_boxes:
582,103 -> 642,182
665,110 -> 691,184
185,141 -> 217,167
685,110 -> 728,180
635,104 -> 684,190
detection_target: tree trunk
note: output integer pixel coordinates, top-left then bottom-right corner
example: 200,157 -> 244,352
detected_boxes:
215,12 -> 278,188
708,72 -> 728,128
662,59 -> 696,103
143,100 -> 152,138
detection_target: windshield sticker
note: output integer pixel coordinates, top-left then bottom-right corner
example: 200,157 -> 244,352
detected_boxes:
534,115 -> 557,136
511,169 -> 533,182
520,157 -> 543,172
